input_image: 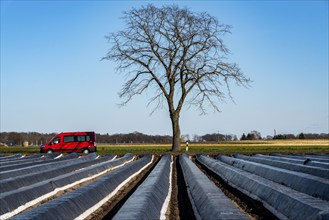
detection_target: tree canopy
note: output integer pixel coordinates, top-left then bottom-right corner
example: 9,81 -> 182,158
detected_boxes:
104,4 -> 251,150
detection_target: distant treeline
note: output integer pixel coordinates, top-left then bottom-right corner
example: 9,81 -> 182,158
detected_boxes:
272,133 -> 329,140
0,132 -> 173,146
97,132 -> 172,144
0,132 -> 56,146
0,131 -> 328,146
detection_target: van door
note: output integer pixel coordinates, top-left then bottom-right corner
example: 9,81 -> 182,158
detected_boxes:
62,135 -> 77,152
49,137 -> 62,152
76,135 -> 89,152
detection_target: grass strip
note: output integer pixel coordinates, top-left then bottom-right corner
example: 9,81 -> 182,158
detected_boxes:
1,140 -> 328,156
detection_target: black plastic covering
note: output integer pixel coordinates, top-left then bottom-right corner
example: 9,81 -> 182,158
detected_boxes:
0,153 -> 75,173
0,155 -> 27,161
0,154 -> 23,160
197,155 -> 329,220
180,154 -> 249,220
216,155 -> 329,201
10,155 -> 152,220
0,153 -> 128,217
0,153 -> 80,179
254,154 -> 329,169
113,154 -> 171,219
0,153 -> 59,167
271,153 -> 329,163
1,154 -> 44,165
233,154 -> 329,179
0,153 -> 100,192
297,154 -> 329,160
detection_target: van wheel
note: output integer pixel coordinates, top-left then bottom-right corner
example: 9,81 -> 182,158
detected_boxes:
47,149 -> 53,154
83,149 -> 90,154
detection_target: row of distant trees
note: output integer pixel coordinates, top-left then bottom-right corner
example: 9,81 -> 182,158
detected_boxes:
0,132 -> 173,146
240,131 -> 329,140
0,131 -> 328,146
97,132 -> 172,144
272,133 -> 329,140
0,132 -> 57,146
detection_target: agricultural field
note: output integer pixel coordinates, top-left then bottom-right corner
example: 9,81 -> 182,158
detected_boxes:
0,139 -> 328,155
0,141 -> 328,219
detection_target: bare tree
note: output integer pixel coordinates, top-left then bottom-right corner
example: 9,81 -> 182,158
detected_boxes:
103,5 -> 250,151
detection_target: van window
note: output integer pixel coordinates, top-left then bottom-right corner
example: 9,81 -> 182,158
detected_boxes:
51,138 -> 60,145
77,136 -> 86,142
77,135 -> 92,142
64,136 -> 75,143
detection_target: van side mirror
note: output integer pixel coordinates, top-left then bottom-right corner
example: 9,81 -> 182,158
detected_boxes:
53,140 -> 59,144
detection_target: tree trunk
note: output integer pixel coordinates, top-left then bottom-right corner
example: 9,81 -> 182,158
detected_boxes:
170,112 -> 181,151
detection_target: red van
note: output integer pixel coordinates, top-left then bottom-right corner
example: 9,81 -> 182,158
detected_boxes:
40,132 -> 96,154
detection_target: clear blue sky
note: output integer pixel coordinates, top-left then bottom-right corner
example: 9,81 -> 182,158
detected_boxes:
1,1 -> 328,138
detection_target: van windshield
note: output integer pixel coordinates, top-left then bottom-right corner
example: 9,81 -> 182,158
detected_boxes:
51,138 -> 60,145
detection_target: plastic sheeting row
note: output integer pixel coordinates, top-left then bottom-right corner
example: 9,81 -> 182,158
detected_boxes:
271,153 -> 329,164
0,153 -> 114,192
253,154 -> 329,169
10,155 -> 153,220
0,154 -> 24,161
197,155 -> 329,220
1,153 -> 92,180
0,154 -> 42,163
233,154 -> 329,179
113,154 -> 172,220
216,155 -> 329,200
0,153 -> 73,173
0,154 -> 132,219
180,154 -> 249,220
